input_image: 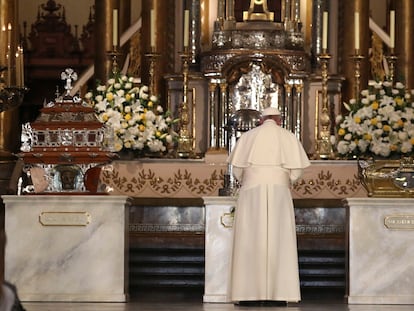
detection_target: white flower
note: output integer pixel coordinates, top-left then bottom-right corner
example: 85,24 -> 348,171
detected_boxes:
86,74 -> 179,155
336,81 -> 414,158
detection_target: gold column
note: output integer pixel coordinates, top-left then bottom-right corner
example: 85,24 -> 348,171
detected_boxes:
340,0 -> 369,104
219,81 -> 228,148
141,0 -> 173,99
395,0 -> 414,89
0,0 -> 19,157
208,81 -> 218,150
94,0 -> 120,83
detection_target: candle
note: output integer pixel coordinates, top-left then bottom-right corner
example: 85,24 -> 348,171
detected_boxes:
322,11 -> 328,50
150,9 -> 156,48
15,51 -> 21,87
20,46 -> 24,86
112,9 -> 118,48
354,12 -> 360,51
7,23 -> 12,86
183,10 -> 189,48
390,10 -> 395,49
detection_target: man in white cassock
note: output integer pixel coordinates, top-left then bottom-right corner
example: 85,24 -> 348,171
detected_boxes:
227,107 -> 310,306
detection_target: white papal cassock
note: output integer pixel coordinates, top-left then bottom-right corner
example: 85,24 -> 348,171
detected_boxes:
227,119 -> 310,302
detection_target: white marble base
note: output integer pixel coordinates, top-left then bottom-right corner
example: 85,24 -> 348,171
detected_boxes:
346,198 -> 414,304
203,196 -> 236,303
3,195 -> 130,302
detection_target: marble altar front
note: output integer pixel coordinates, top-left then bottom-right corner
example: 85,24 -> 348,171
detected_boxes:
345,198 -> 414,304
203,196 -> 236,303
3,195 -> 130,302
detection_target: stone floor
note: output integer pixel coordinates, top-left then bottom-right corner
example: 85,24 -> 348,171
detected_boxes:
20,290 -> 414,311
21,301 -> 414,311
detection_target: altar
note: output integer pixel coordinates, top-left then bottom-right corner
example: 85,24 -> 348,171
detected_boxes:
345,198 -> 414,304
3,195 -> 130,302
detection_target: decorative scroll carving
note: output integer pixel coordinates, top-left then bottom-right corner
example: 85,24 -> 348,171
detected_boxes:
100,162 -> 225,197
98,161 -> 366,198
293,169 -> 363,198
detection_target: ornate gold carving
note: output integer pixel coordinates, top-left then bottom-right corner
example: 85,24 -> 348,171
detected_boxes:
127,31 -> 141,77
244,0 -> 274,21
369,32 -> 385,82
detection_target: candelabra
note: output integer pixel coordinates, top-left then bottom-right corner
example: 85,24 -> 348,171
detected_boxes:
315,52 -> 334,159
177,48 -> 193,158
0,86 -> 27,112
385,49 -> 398,84
108,48 -> 121,77
145,48 -> 160,96
350,50 -> 364,102
0,68 -> 27,112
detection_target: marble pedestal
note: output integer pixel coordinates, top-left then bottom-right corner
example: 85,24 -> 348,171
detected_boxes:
203,196 -> 236,303
3,195 -> 130,302
345,198 -> 414,304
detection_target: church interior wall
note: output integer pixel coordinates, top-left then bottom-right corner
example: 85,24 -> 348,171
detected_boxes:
1,0 -> 409,303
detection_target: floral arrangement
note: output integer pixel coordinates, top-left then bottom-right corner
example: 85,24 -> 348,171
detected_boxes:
335,80 -> 414,158
85,74 -> 179,154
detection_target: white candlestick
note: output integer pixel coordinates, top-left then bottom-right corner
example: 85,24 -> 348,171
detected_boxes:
322,11 -> 328,50
20,46 -> 24,86
150,9 -> 156,48
112,9 -> 118,48
354,12 -> 360,51
390,10 -> 395,49
183,10 -> 189,48
7,23 -> 12,86
15,51 -> 20,87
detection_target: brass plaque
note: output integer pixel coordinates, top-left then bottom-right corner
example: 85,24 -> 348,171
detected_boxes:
384,215 -> 414,230
39,212 -> 91,226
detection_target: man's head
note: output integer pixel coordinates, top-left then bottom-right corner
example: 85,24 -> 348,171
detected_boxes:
261,107 -> 282,125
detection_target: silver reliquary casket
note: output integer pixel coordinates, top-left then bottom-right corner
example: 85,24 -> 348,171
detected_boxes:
18,68 -> 116,194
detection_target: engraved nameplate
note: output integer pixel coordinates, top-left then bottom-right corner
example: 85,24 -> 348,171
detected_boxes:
39,212 -> 91,226
384,215 -> 414,230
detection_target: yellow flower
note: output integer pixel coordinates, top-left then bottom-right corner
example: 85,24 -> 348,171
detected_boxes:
371,101 -> 379,110
102,113 -> 109,122
124,113 -> 132,121
370,118 -> 377,126
338,128 -> 346,136
125,94 -> 131,101
148,101 -> 153,108
354,116 -> 361,124
395,97 -> 403,106
390,144 -> 398,151
106,92 -> 114,101
363,133 -> 372,141
410,138 -> 414,145
139,124 -> 146,132
156,131 -> 161,137
383,125 -> 391,132
397,119 -> 404,127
